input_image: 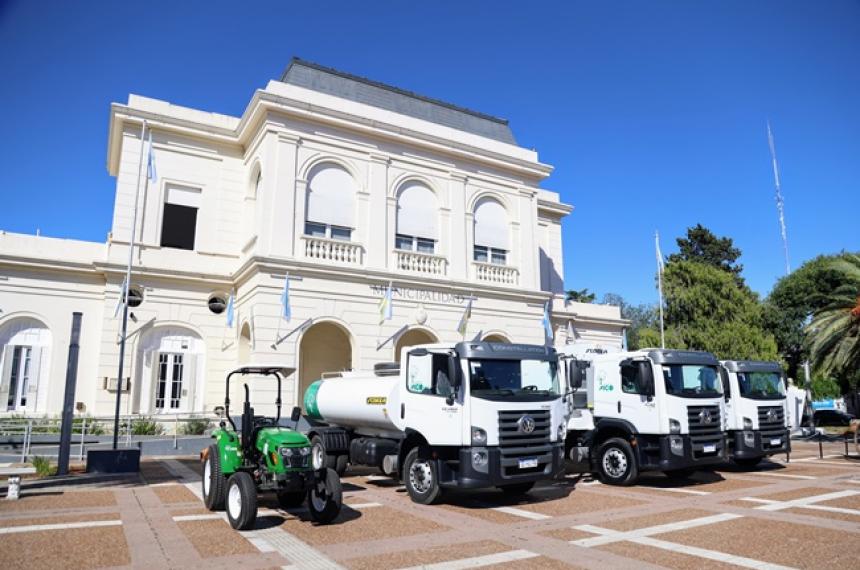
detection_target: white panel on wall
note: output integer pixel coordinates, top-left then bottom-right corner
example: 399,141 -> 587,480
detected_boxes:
397,182 -> 437,238
306,165 -> 356,228
166,185 -> 202,208
474,198 -> 508,249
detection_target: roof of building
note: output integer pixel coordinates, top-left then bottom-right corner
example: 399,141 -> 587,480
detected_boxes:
280,58 -> 517,145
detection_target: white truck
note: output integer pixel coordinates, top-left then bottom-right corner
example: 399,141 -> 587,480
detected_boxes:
302,342 -> 567,504
560,346 -> 727,485
719,360 -> 790,467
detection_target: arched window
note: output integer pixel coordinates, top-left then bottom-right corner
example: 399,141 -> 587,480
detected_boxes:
395,182 -> 437,254
473,197 -> 508,265
305,164 -> 356,241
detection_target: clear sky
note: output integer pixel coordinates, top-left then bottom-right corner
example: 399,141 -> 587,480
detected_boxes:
1,1 -> 857,305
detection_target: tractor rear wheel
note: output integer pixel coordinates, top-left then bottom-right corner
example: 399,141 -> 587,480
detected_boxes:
226,472 -> 258,530
308,468 -> 342,524
202,444 -> 226,511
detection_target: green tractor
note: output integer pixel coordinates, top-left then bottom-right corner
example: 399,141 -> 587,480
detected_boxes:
201,365 -> 342,530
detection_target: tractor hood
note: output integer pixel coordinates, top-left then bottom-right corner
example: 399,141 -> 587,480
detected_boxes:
255,427 -> 310,452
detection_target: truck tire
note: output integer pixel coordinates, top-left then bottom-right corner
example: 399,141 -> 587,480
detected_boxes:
308,468 -> 342,524
277,491 -> 305,509
226,471 -> 258,530
311,435 -> 336,470
497,482 -> 535,496
403,447 -> 442,504
733,456 -> 763,469
202,444 -> 226,511
335,454 -> 348,476
664,468 -> 697,479
596,437 -> 638,486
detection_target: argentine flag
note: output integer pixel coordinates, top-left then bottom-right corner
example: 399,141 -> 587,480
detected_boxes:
226,291 -> 235,328
456,298 -> 472,336
378,282 -> 393,325
146,130 -> 157,183
542,301 -> 553,340
280,274 -> 291,321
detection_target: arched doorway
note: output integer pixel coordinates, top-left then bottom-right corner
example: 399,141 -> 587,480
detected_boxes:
0,316 -> 51,413
239,322 -> 252,364
135,326 -> 205,414
394,328 -> 438,362
298,322 -> 352,404
483,333 -> 510,343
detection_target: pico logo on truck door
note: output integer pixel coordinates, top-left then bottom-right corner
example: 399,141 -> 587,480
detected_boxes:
597,371 -> 614,392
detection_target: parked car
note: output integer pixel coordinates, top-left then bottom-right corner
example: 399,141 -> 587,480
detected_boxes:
812,409 -> 856,427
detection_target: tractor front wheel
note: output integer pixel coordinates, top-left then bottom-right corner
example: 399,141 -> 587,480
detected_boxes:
226,472 -> 258,530
202,444 -> 226,511
307,468 -> 342,524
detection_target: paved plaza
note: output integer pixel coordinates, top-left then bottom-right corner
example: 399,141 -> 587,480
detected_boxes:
2,439 -> 859,570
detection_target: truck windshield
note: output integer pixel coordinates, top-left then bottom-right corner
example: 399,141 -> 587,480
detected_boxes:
738,371 -> 786,400
662,364 -> 722,398
468,359 -> 560,402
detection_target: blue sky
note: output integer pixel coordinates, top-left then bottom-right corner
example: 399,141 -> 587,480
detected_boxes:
1,1 -> 857,305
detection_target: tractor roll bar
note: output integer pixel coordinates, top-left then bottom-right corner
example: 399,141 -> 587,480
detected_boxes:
224,369 -> 283,431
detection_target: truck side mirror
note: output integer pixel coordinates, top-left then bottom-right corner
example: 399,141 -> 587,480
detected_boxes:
568,361 -> 588,390
637,361 -> 655,399
719,368 -> 731,401
290,406 -> 301,423
447,355 -> 461,388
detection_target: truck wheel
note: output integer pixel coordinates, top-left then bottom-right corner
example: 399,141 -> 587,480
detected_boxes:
664,468 -> 697,479
311,435 -> 336,470
277,491 -> 306,509
498,482 -> 535,496
335,454 -> 348,476
733,456 -> 763,469
202,444 -> 226,511
404,447 -> 442,504
596,437 -> 638,486
308,468 -> 342,524
226,472 -> 258,530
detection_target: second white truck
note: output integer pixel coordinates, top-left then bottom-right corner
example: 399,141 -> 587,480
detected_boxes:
719,360 -> 790,467
302,342 -> 567,504
560,346 -> 728,485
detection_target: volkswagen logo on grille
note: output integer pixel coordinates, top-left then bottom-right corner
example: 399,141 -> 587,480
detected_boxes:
517,415 -> 536,434
698,409 -> 713,424
767,409 -> 778,422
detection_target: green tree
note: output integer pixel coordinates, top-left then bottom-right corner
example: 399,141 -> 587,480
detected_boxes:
764,252 -> 857,379
667,224 -> 743,282
806,254 -> 860,386
601,293 -> 658,350
661,260 -> 777,360
565,288 -> 595,303
809,375 -> 841,401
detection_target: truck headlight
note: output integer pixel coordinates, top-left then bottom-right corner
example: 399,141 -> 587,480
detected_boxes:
743,417 -> 753,430
471,427 -> 487,446
557,423 -> 566,442
472,450 -> 488,467
669,419 -> 681,434
743,431 -> 755,447
669,436 -> 684,456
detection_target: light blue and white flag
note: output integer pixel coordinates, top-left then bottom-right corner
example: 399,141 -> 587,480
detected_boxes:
655,231 -> 665,274
146,130 -> 157,183
542,301 -> 554,340
566,320 -> 576,344
226,291 -> 235,328
378,282 -> 393,325
113,277 -> 127,318
457,298 -> 472,337
280,274 -> 291,322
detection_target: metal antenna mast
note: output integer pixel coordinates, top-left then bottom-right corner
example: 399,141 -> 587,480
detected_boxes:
767,121 -> 791,275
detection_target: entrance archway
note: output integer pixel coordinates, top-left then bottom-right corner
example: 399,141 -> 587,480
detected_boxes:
394,328 -> 438,362
0,316 -> 52,414
298,322 -> 353,404
135,325 -> 204,414
483,333 -> 510,343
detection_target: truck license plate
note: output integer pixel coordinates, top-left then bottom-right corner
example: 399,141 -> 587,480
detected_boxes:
770,438 -> 781,446
703,444 -> 716,453
518,458 -> 538,469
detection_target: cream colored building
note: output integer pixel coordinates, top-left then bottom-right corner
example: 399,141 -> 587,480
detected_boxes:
0,59 -> 625,417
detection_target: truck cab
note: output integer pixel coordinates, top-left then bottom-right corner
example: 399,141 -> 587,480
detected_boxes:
560,346 -> 727,485
304,342 -> 567,504
719,360 -> 790,467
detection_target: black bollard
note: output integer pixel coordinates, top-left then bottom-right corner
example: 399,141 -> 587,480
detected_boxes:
57,312 -> 83,476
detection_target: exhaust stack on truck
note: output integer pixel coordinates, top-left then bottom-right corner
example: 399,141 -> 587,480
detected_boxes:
303,342 -> 567,504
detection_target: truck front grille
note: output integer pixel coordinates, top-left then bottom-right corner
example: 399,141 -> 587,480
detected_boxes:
687,405 -> 722,458
758,406 -> 786,446
498,409 -> 552,477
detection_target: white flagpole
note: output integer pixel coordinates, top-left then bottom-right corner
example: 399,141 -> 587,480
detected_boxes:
655,230 -> 665,349
112,119 -> 147,448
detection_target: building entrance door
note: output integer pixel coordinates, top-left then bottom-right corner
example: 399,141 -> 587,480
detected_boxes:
5,346 -> 34,411
154,352 -> 187,412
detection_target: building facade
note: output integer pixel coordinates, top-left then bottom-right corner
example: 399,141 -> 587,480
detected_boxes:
0,59 -> 625,417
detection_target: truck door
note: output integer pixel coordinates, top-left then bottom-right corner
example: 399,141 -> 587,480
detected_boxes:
400,350 -> 463,445
617,359 -> 660,434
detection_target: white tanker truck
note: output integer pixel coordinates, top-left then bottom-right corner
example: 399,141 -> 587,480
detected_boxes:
302,342 -> 567,504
